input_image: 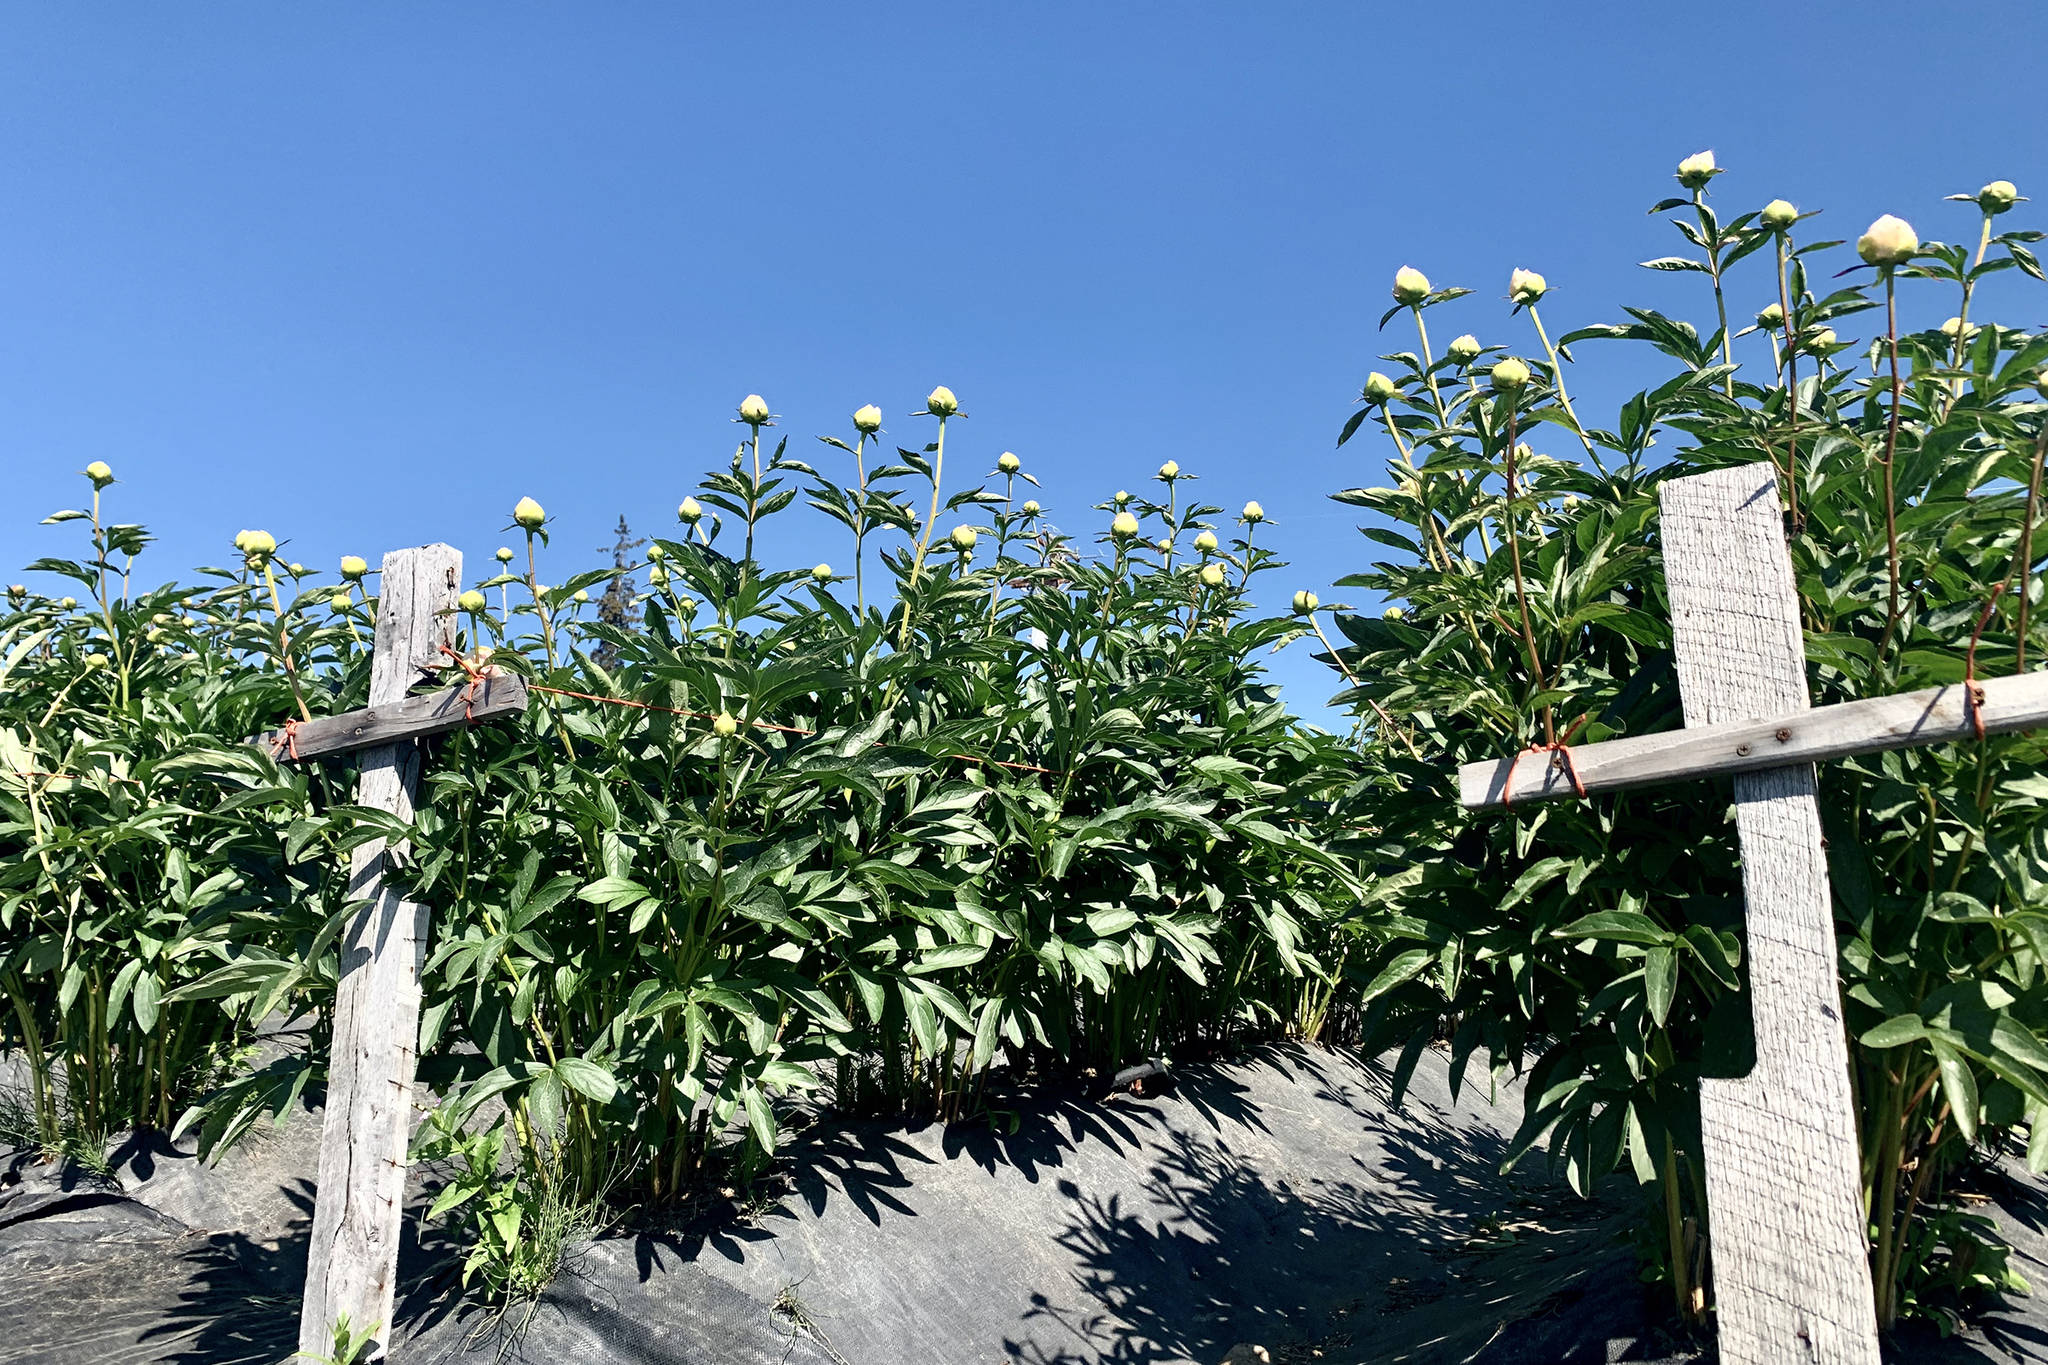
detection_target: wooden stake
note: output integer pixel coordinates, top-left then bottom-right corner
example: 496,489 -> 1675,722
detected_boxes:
299,544 -> 460,1361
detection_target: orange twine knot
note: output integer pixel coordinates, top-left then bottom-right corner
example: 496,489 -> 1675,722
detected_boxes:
270,717 -> 303,761
1501,739 -> 1587,808
1964,584 -> 2006,743
439,644 -> 487,723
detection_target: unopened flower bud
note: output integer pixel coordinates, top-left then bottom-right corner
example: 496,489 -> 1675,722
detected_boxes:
1980,180 -> 2020,215
1158,460 -> 1180,480
1363,371 -> 1398,405
1761,199 -> 1798,231
1805,327 -> 1838,351
340,555 -> 368,579
1022,499 -> 1042,516
7,584 -> 25,600
85,652 -> 107,669
678,497 -> 703,523
330,593 -> 352,610
243,529 -> 277,558
1193,529 -> 1219,553
738,393 -> 771,424
1857,214 -> 1919,267
496,546 -> 514,563
1292,590 -> 1319,615
853,403 -> 883,433
1110,511 -> 1140,538
926,385 -> 959,417
949,524 -> 977,551
60,596 -> 77,610
1447,334 -> 1482,364
84,461 -> 114,487
1114,489 -> 1131,505
812,563 -> 832,582
573,588 -> 589,603
1391,265 -> 1431,306
1756,302 -> 1784,328
1490,357 -> 1531,392
1508,268 -> 1548,306
647,544 -> 666,561
998,452 -> 1021,473
288,562 -> 305,576
233,530 -> 254,552
513,497 -> 546,529
1940,317 -> 1978,341
459,590 -> 487,612
1241,501 -> 1265,523
649,563 -> 669,587
1200,563 -> 1226,587
1675,150 -> 1719,190
712,711 -> 739,738
1383,605 -> 1405,620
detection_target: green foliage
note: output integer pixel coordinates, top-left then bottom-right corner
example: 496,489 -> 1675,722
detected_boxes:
1325,160 -> 2048,1328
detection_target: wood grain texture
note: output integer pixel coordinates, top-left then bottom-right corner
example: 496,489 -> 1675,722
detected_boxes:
299,545 -> 460,1361
1661,464 -> 1879,1364
254,670 -> 527,761
1459,670 -> 2048,808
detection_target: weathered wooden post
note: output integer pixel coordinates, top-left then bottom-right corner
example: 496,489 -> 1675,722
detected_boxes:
1460,462 -> 2048,1363
264,545 -> 526,1361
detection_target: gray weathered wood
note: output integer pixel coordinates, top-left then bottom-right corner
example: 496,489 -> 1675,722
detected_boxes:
1459,669 -> 2048,808
1661,464 -> 1879,1364
255,670 -> 527,762
299,545 -> 460,1361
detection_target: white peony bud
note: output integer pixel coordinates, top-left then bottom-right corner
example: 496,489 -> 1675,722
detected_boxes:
1111,511 -> 1140,538
738,394 -> 771,424
1292,590 -> 1319,615
926,385 -> 959,417
678,497 -> 703,523
459,590 -> 488,613
1391,265 -> 1431,306
1761,199 -> 1798,230
1490,357 -> 1531,392
1857,214 -> 1919,267
1675,150 -> 1719,190
84,461 -> 114,488
998,452 -> 1021,473
1241,501 -> 1264,523
853,404 -> 883,433
1508,268 -> 1548,306
1193,529 -> 1219,553
513,497 -> 545,529
1158,460 -> 1180,480
1447,334 -> 1482,364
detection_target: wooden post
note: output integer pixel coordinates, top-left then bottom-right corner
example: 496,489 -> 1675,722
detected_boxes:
1660,465 -> 1878,1364
299,544 -> 460,1361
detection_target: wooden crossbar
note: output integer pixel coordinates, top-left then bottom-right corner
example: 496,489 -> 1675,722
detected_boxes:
1460,669 -> 2048,810
254,671 -> 527,762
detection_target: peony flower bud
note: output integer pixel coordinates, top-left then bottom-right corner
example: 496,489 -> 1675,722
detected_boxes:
85,652 -> 107,669
738,394 -> 771,424
1158,460 -> 1180,480
513,497 -> 545,529
1114,489 -> 1131,505
496,546 -> 514,563
573,589 -> 589,603
1383,605 -> 1405,620
243,529 -> 277,558
1363,371 -> 1398,404
1490,357 -> 1531,392
926,385 -> 959,417
853,404 -> 883,433
1193,529 -> 1219,553
330,593 -> 352,611
1111,511 -> 1140,538
1980,180 -> 2020,215
647,544 -> 666,561
60,596 -> 78,610
1241,501 -> 1265,523
1200,563 -> 1226,587
712,711 -> 739,738
1508,268 -> 1548,306
1022,499 -> 1042,516
7,584 -> 25,600
340,555 -> 368,579
459,589 -> 487,612
288,563 -> 306,576
1857,214 -> 1919,267
1292,590 -> 1319,615
1805,327 -> 1838,351
678,497 -> 703,523
233,530 -> 253,553
1391,265 -> 1431,306
812,563 -> 832,582
1447,334 -> 1482,364
1675,150 -> 1719,190
998,452 -> 1021,473
1756,302 -> 1785,328
84,461 -> 114,488
1761,199 -> 1798,231
649,563 -> 669,587
1940,317 -> 1979,341
949,525 -> 977,551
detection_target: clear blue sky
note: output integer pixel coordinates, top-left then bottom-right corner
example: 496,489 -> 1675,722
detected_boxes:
4,3 -> 2042,720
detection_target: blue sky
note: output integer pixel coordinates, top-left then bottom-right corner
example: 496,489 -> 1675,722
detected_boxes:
4,3 -> 2042,721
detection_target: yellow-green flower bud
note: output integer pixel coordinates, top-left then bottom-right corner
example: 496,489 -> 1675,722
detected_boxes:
340,555 -> 368,579
1193,529 -> 1219,553
1200,563 -> 1226,587
233,530 -> 254,552
1980,180 -> 2020,215
1761,199 -> 1798,231
495,546 -> 514,563
1805,327 -> 1838,351
1022,499 -> 1042,516
712,711 -> 739,738
678,497 -> 703,523
1158,460 -> 1180,480
998,451 -> 1021,474
573,588 -> 589,603
647,544 -> 666,561
459,589 -> 488,612
949,524 -> 977,551
84,461 -> 114,488
1111,511 -> 1140,538
513,496 -> 546,529
1363,371 -> 1397,405
853,404 -> 884,433
1675,149 -> 1718,190
1113,489 -> 1131,505
7,584 -> 25,600
1154,538 -> 1172,554
1292,590 -> 1318,615
1756,302 -> 1784,328
1241,501 -> 1264,523
288,562 -> 306,577
1508,268 -> 1547,306
1447,334 -> 1482,364
243,529 -> 277,558
1490,357 -> 1531,392
649,563 -> 669,587
812,563 -> 832,582
1384,605 -> 1405,620
926,385 -> 959,417
1391,265 -> 1430,306
85,652 -> 108,669
60,596 -> 77,610
330,593 -> 352,610
738,393 -> 771,424
1857,214 -> 1918,267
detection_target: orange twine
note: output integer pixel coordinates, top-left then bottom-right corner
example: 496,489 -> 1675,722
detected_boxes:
1500,739 -> 1588,808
